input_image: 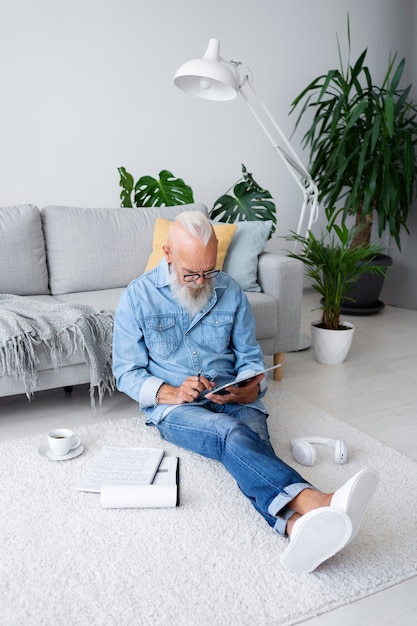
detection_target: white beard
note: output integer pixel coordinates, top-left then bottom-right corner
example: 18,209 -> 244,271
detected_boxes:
169,267 -> 214,316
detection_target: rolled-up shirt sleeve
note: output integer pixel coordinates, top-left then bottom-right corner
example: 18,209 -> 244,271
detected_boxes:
139,376 -> 165,409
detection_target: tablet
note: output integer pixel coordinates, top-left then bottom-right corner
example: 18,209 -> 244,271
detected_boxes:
207,363 -> 282,396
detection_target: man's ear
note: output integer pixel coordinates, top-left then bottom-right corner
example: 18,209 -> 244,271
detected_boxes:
162,245 -> 171,262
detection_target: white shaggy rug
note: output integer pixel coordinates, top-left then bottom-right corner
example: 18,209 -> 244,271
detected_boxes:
1,390 -> 417,626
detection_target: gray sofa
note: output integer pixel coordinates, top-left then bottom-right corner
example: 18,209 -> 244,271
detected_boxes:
0,203 -> 303,400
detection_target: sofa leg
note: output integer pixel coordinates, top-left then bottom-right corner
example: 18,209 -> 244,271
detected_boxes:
64,386 -> 74,393
273,353 -> 285,381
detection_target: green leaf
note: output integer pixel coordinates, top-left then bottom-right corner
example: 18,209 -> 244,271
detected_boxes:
118,166 -> 134,208
387,55 -> 403,94
133,170 -> 194,207
210,165 -> 277,237
384,96 -> 395,137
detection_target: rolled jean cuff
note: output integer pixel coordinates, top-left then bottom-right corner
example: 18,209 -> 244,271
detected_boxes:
268,482 -> 314,536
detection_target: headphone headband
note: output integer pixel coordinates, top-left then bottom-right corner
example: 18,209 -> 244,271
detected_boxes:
291,436 -> 337,448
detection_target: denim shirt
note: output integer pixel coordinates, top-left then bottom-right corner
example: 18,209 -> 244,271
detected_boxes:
112,258 -> 268,424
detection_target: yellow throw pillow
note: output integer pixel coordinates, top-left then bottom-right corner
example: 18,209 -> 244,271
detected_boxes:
145,218 -> 237,272
212,222 -> 237,268
145,218 -> 172,272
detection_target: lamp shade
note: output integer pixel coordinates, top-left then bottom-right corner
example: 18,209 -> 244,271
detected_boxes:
174,39 -> 238,101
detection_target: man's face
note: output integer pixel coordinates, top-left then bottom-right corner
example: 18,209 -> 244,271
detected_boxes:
164,240 -> 218,314
166,238 -> 217,281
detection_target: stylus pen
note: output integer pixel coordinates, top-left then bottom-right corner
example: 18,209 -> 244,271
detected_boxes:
197,369 -> 202,381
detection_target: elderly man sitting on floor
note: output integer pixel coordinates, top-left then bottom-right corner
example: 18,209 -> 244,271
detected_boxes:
112,210 -> 378,573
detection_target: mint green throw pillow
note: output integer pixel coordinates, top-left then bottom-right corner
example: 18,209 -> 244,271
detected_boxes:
222,220 -> 273,292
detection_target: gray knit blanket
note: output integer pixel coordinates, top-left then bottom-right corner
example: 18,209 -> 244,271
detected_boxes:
0,294 -> 115,406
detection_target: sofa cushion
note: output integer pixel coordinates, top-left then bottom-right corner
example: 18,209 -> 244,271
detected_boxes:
144,218 -> 237,272
0,205 -> 49,295
55,288 -> 125,314
41,204 -> 208,295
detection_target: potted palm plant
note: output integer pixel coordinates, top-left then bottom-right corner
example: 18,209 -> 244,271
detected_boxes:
290,20 -> 417,313
287,207 -> 387,364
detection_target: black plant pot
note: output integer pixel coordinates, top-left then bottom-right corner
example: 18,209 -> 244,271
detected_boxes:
341,253 -> 393,316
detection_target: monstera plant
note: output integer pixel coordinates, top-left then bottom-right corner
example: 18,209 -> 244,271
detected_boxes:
118,167 -> 194,207
211,164 -> 276,238
118,164 -> 277,238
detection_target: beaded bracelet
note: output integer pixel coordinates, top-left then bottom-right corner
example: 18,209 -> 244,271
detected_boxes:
155,383 -> 164,407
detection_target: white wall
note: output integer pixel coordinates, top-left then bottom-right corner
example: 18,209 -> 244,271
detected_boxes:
1,0 -> 416,306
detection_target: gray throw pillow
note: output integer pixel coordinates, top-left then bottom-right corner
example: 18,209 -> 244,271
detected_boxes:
0,205 -> 49,295
223,221 -> 273,291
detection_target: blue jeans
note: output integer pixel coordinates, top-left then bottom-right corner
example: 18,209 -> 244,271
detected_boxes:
155,401 -> 312,535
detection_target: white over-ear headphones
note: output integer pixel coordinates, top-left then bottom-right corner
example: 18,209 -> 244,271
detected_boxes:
290,436 -> 348,466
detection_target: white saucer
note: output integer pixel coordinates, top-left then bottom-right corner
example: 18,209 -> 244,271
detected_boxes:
39,442 -> 84,461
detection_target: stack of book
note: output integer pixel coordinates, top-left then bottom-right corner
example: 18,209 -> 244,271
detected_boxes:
78,446 -> 179,508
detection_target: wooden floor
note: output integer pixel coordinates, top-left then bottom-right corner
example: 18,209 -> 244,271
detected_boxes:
1,289 -> 416,624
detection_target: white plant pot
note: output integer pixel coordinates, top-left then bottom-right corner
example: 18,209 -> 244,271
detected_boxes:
310,320 -> 355,365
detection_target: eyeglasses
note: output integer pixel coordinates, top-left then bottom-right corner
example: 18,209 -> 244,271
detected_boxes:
168,249 -> 219,282
182,269 -> 220,282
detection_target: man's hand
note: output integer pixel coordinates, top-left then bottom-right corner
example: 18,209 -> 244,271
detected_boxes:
156,374 -> 214,405
205,373 -> 264,405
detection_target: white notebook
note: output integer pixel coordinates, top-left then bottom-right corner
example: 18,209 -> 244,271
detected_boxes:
78,446 -> 164,493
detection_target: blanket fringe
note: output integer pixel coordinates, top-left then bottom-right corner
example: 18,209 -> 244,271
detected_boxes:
0,296 -> 115,407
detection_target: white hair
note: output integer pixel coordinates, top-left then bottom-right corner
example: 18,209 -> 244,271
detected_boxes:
174,211 -> 214,245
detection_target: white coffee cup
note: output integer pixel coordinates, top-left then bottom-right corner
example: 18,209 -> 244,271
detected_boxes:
47,428 -> 81,456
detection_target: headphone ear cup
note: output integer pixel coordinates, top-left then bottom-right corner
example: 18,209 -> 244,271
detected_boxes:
291,439 -> 316,466
334,439 -> 348,464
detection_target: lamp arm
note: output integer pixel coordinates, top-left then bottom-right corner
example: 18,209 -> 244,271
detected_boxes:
227,64 -> 319,239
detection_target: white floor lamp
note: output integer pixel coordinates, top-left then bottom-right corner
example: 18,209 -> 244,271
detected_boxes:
174,38 -> 316,350
174,38 -> 319,243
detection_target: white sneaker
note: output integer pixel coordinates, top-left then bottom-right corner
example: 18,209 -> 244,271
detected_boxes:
331,468 -> 379,543
280,507 -> 352,574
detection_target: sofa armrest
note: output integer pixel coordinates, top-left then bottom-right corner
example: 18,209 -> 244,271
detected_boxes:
257,251 -> 303,354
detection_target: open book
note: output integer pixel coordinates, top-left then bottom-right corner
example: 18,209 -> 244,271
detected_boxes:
78,446 -> 179,508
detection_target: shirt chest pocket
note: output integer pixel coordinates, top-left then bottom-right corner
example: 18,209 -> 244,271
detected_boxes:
144,315 -> 179,359
201,313 -> 234,353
